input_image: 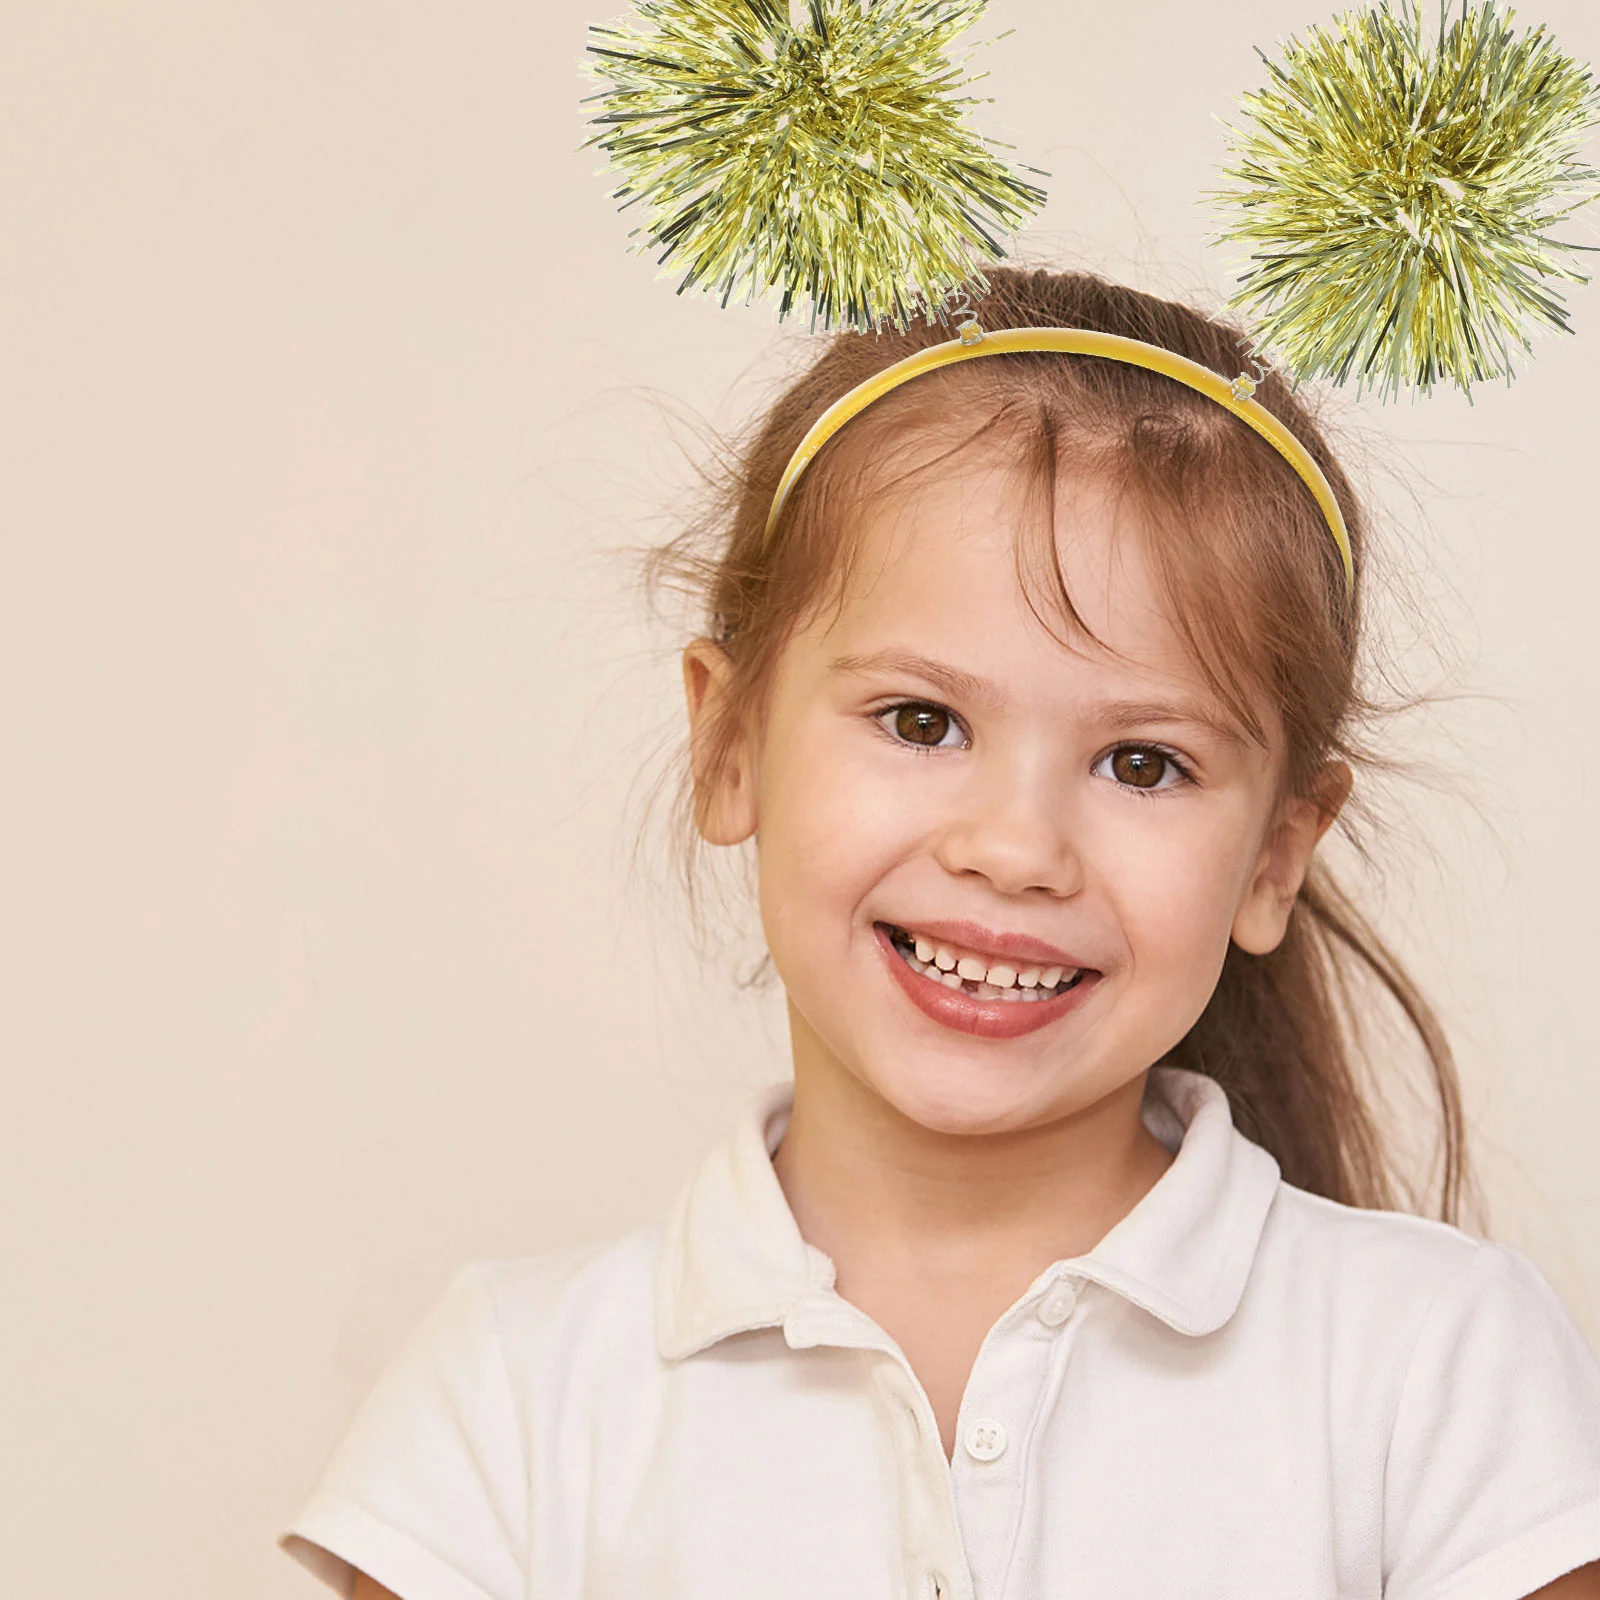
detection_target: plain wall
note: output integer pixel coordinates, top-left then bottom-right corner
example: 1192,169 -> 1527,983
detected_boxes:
2,3 -> 1597,1595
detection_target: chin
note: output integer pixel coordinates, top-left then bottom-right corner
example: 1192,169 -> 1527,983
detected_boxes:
864,1055 -> 1074,1138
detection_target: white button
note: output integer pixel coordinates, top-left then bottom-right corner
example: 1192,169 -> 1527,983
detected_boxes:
964,1419 -> 1007,1462
1038,1282 -> 1079,1327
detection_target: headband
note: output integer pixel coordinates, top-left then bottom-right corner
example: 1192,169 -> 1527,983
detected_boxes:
763,323 -> 1355,596
584,0 -> 1599,597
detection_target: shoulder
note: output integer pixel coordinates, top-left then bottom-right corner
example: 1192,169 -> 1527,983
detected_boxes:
1256,1180 -> 1484,1298
1263,1203 -> 1600,1596
282,1228 -> 670,1597
449,1217 -> 667,1370
328,1220 -> 669,1479
469,1219 -> 663,1317
1248,1181 -> 1600,1393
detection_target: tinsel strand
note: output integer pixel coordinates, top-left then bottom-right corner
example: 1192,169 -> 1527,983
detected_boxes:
1212,0 -> 1600,397
583,0 -> 1046,332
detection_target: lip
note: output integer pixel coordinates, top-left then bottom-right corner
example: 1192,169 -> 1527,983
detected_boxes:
873,923 -> 1100,1040
884,917 -> 1090,971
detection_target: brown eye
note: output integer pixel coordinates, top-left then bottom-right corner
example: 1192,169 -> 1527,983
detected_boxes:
892,704 -> 955,747
1109,747 -> 1169,789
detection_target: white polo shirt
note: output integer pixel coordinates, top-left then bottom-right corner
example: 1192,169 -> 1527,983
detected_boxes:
283,1069 -> 1600,1600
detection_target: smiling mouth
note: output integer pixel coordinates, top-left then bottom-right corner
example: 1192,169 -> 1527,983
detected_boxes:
879,922 -> 1089,1003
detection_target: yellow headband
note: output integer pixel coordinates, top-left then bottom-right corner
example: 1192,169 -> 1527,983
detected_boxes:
764,325 -> 1355,599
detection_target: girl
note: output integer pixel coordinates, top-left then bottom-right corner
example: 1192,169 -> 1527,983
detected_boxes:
281,269 -> 1600,1599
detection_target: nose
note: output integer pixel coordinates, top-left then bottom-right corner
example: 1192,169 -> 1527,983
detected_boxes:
931,752 -> 1085,899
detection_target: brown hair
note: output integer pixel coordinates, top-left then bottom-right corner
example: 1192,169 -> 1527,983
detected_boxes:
648,265 -> 1469,1224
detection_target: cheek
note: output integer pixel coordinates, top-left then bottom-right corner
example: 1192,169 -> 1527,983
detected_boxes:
1100,804 -> 1260,976
753,721 -> 911,952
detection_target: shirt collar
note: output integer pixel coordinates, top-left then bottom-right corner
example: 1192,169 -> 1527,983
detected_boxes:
654,1067 -> 1282,1361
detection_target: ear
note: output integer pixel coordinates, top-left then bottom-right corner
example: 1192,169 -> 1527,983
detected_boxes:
682,638 -> 759,847
1231,761 -> 1353,955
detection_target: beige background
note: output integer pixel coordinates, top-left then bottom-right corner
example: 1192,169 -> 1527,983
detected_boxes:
2,2 -> 1597,1595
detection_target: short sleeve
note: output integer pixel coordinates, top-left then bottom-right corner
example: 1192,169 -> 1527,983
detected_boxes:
1383,1243 -> 1600,1600
280,1266 -> 528,1600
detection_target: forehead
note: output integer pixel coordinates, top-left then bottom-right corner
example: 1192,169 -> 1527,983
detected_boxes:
806,451 -> 1222,712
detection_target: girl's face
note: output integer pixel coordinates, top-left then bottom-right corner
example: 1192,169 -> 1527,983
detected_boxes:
688,455 -> 1341,1137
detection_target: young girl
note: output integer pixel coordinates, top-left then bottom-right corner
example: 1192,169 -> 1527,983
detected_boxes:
281,269 -> 1600,1600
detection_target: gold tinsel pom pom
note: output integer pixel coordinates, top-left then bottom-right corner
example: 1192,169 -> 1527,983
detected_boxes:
1213,0 -> 1600,397
583,0 -> 1046,332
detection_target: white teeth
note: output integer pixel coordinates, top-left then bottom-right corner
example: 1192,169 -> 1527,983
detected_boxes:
891,926 -> 1082,1001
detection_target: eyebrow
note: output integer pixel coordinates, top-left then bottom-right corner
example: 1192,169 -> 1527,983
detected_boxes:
1093,697 -> 1251,751
829,649 -> 1005,712
827,649 -> 1251,749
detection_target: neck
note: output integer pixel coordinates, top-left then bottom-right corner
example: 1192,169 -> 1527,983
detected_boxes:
771,1008 -> 1174,1291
